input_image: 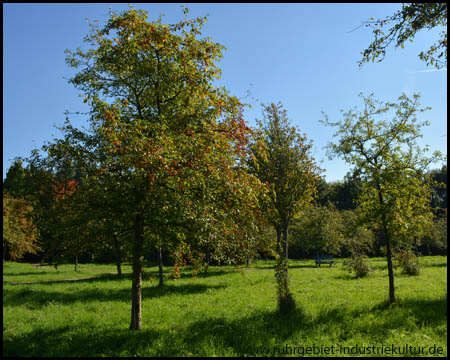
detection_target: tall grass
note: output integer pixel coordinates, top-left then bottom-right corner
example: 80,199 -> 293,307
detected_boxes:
3,256 -> 447,356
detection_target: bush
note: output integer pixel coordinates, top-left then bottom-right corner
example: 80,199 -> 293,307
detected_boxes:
395,249 -> 420,276
345,254 -> 371,278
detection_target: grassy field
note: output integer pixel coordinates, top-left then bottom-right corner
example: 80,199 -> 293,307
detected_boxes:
3,256 -> 447,357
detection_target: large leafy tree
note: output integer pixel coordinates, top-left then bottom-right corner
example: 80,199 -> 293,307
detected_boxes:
322,92 -> 442,304
58,7 -> 263,330
359,3 -> 447,69
248,102 -> 320,313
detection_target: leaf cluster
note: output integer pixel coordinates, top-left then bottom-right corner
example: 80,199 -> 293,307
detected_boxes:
359,3 -> 447,69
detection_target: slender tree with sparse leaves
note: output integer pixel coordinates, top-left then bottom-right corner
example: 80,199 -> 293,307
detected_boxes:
322,92 -> 443,304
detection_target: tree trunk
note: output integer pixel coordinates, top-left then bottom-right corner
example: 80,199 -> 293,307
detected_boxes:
113,234 -> 122,276
205,242 -> 210,273
376,180 -> 396,304
283,225 -> 289,261
385,231 -> 395,304
130,213 -> 144,330
158,247 -> 164,287
276,228 -> 282,256
74,253 -> 78,272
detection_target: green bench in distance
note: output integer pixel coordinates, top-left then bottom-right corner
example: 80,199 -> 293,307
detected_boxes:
314,255 -> 335,267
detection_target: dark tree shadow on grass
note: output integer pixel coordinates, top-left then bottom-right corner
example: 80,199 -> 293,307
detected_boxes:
287,264 -> 319,269
6,273 -> 133,285
172,308 -> 310,356
332,273 -> 359,280
3,282 -> 227,309
370,295 -> 447,326
3,325 -> 163,357
420,262 -> 448,268
162,268 -> 232,280
6,268 -> 233,285
3,271 -> 63,277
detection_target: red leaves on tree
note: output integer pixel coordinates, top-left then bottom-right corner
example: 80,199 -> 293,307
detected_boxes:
55,179 -> 78,200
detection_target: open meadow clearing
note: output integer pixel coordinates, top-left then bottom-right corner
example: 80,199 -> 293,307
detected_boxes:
3,256 -> 447,357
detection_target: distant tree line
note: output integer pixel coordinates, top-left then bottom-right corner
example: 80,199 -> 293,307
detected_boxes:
4,159 -> 446,265
287,165 -> 447,259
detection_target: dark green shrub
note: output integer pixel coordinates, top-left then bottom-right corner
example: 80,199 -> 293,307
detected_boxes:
345,254 -> 371,278
395,249 -> 420,276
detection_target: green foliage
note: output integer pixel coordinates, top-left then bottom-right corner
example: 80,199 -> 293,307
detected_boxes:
395,249 -> 420,276
359,3 -> 447,69
290,204 -> 345,256
428,165 -> 447,217
249,102 -> 320,236
61,6 -> 265,268
315,171 -> 364,210
3,159 -> 28,198
248,101 -> 320,312
3,193 -> 40,261
341,210 -> 376,257
289,205 -> 375,258
344,254 -> 371,278
427,211 -> 447,254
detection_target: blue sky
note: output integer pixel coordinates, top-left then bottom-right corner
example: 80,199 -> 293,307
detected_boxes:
3,3 -> 447,181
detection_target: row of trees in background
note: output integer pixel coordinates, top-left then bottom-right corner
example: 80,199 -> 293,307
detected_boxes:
3,4 -> 447,325
291,166 -> 447,259
5,158 -> 445,264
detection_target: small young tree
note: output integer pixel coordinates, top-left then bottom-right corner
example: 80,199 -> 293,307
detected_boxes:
248,102 -> 320,313
322,92 -> 442,303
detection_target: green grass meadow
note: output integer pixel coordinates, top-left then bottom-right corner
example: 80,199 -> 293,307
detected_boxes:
3,256 -> 447,357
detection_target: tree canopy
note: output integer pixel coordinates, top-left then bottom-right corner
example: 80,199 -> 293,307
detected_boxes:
40,6 -> 267,330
